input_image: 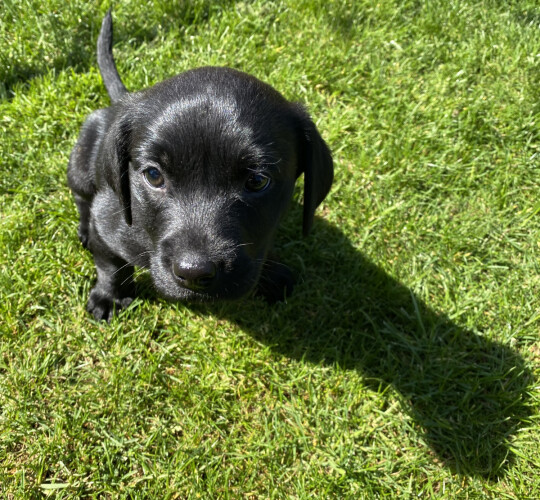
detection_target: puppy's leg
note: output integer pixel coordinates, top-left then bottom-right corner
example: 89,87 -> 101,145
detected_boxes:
256,258 -> 295,303
73,194 -> 91,249
87,252 -> 136,321
68,109 -> 109,249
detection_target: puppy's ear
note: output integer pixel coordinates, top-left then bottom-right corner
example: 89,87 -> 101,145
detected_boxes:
294,105 -> 334,236
101,113 -> 133,225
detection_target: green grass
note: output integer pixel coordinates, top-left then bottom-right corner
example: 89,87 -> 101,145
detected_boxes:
1,0 -> 539,497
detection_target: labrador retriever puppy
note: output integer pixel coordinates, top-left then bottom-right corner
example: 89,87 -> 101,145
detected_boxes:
68,11 -> 333,321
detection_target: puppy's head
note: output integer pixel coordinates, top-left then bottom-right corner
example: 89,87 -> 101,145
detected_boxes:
102,67 -> 333,301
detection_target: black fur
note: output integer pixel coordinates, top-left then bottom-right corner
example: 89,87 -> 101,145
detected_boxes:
68,11 -> 333,321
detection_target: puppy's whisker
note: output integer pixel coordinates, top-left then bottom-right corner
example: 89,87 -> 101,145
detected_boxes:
108,206 -> 131,218
112,262 -> 134,276
112,250 -> 155,279
227,241 -> 254,253
120,275 -> 136,288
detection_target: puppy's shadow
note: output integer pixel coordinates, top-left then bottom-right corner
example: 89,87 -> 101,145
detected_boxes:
191,209 -> 532,478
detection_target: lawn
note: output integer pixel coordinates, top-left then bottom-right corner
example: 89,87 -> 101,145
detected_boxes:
1,0 -> 539,497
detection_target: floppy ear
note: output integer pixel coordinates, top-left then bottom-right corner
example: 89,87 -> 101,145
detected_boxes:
101,113 -> 133,225
294,105 -> 334,236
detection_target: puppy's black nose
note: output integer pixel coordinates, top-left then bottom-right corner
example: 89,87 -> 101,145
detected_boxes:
172,257 -> 217,291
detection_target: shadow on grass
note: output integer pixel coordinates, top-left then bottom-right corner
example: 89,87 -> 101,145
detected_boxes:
188,209 -> 533,479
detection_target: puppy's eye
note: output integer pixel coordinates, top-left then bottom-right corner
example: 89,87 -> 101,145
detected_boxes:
244,173 -> 271,193
143,167 -> 165,189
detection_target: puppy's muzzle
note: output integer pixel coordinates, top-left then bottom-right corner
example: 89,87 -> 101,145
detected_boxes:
172,255 -> 217,292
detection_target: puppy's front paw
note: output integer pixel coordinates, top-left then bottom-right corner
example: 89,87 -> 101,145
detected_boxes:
256,261 -> 295,304
86,286 -> 135,322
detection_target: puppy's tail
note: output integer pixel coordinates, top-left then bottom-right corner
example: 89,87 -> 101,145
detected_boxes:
97,10 -> 128,103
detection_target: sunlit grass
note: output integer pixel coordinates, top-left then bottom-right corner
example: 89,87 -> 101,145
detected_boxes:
1,0 -> 539,497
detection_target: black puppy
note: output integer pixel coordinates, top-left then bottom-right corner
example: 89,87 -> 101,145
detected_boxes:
68,12 -> 333,321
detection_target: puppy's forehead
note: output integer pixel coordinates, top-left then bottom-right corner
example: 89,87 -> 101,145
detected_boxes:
151,93 -> 254,151
131,69 -> 295,174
